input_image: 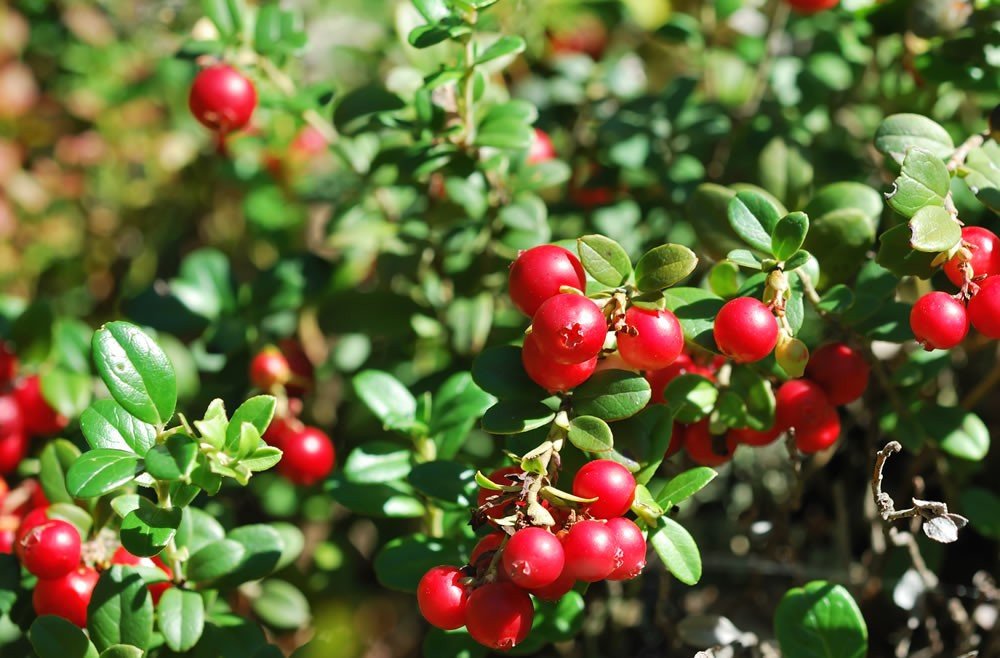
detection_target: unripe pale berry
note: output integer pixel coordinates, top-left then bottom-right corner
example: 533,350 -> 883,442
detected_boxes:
33,566 -> 99,628
521,333 -> 597,392
683,421 -> 738,466
561,520 -> 619,582
572,459 -> 636,519
713,297 -> 779,363
910,292 -> 969,351
530,293 -> 607,364
616,306 -> 684,371
188,64 -> 257,132
20,519 -> 81,579
605,517 -> 646,581
417,565 -> 469,630
477,466 -> 522,520
508,245 -> 587,317
249,347 -> 292,390
969,276 -> 1000,339
527,128 -> 556,165
464,582 -> 534,650
13,375 -> 66,436
278,426 -> 335,486
502,527 -> 565,588
943,227 -> 1000,287
805,342 -> 870,405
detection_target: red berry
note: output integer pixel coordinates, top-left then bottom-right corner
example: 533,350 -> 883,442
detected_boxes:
502,527 -> 564,589
249,347 -> 291,390
278,426 -> 335,486
521,333 -> 597,392
417,565 -> 469,630
111,546 -> 173,604
527,129 -> 556,165
20,519 -> 81,579
794,405 -> 841,454
477,466 -> 523,520
32,566 -> 99,628
530,294 -> 606,364
290,126 -> 326,158
617,307 -> 684,371
805,342 -> 870,405
775,380 -> 830,431
263,415 -> 300,450
13,376 -> 66,436
561,520 -> 618,582
508,245 -> 587,317
0,432 -> 27,475
0,343 -> 16,388
278,339 -> 314,398
665,423 -> 685,458
14,506 -> 48,559
645,354 -> 720,404
0,514 -> 18,554
605,517 -> 646,581
528,567 -> 576,601
572,460 -> 636,519
464,582 -> 534,650
469,532 -> 505,566
969,276 -> 1000,339
943,227 -> 1000,286
188,64 -> 257,132
683,421 -> 738,466
0,392 -> 23,437
786,0 -> 839,12
910,292 -> 969,351
728,424 -> 782,447
713,298 -> 779,363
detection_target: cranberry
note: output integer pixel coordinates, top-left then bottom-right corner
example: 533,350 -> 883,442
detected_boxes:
508,245 -> 587,317
0,344 -> 16,388
290,126 -> 326,159
111,546 -> 173,604
277,426 -> 335,486
278,339 -> 314,398
477,466 -> 523,520
617,307 -> 684,371
728,424 -> 782,447
0,432 -> 26,475
943,226 -> 1000,286
530,294 -> 606,364
683,421 -> 738,466
469,532 -> 505,566
645,354 -> 720,404
969,276 -> 1000,339
464,582 -> 534,650
32,566 -> 99,628
521,333 -> 597,392
527,129 -> 556,165
502,527 -> 565,589
528,567 -> 576,601
910,292 -> 969,351
14,506 -> 48,559
263,415 -> 300,449
188,64 -> 256,132
417,565 -> 469,630
20,519 -> 81,579
605,517 -> 646,581
794,405 -> 842,453
0,392 -> 23,437
0,513 -> 17,554
713,298 -> 779,363
13,376 -> 66,436
805,342 -> 870,405
786,0 -> 839,12
572,460 -> 636,519
775,380 -> 831,431
665,423 -> 685,458
249,347 -> 291,390
561,520 -> 618,582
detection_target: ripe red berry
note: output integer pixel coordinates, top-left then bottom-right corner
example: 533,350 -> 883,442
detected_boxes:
561,520 -> 618,582
572,460 -> 636,519
530,294 -> 606,364
943,226 -> 1000,286
617,307 -> 684,371
0,432 -> 27,475
728,424 -> 782,447
644,354 -> 717,404
111,546 -> 173,604
20,519 -> 81,579
502,527 -> 565,589
417,565 -> 469,630
528,567 -> 576,601
0,514 -> 18,554
13,376 -> 66,436
0,392 -> 23,438
969,276 -> 1000,339
786,0 -> 839,13
683,421 -> 738,466
713,298 -> 779,363
278,339 -> 314,398
32,565 -> 99,628
469,532 -> 505,566
527,128 -> 556,165
188,64 -> 257,132
521,333 -> 597,392
508,245 -> 587,317
805,342 -> 871,405
775,379 -> 830,431
263,415 -> 300,450
464,582 -> 534,650
14,506 -> 48,559
477,466 -> 523,520
910,292 -> 969,351
0,343 -> 16,388
249,347 -> 292,390
794,405 -> 842,454
278,426 -> 335,486
605,517 -> 646,581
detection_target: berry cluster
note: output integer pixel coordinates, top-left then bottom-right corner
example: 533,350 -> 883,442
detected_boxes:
419,459 -> 644,650
910,226 -> 1000,350
0,344 -> 69,474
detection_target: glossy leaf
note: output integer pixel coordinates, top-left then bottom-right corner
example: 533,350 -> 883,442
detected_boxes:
81,400 -> 158,455
158,588 -> 205,652
633,244 -> 698,292
187,539 -> 247,582
649,516 -> 702,585
728,191 -> 782,253
656,467 -> 718,508
567,415 -> 614,453
119,497 -> 182,558
30,616 -> 100,658
87,566 -> 154,652
572,370 -> 651,421
886,148 -> 950,218
481,401 -> 556,434
92,322 -> 177,427
774,581 -> 868,658
144,435 -> 198,481
771,212 -> 809,262
577,235 -> 632,287
908,206 -> 961,253
66,449 -> 144,498
875,114 -> 954,163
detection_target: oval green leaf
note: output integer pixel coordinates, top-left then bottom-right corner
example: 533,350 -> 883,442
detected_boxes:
774,581 -> 868,658
158,588 -> 205,652
66,449 -> 144,499
92,322 -> 177,426
577,235 -> 632,287
572,370 -> 651,421
634,244 -> 698,292
567,415 -> 614,453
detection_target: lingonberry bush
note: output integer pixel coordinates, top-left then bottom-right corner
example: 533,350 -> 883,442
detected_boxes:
1,0 -> 1000,656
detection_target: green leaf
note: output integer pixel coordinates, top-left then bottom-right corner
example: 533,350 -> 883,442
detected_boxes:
225,396 -> 276,452
158,588 -> 205,652
412,0 -> 452,21
144,435 -> 198,481
783,250 -> 812,272
333,85 -> 404,135
656,467 -> 718,508
87,566 -> 154,652
99,646 -> 144,658
195,398 -> 228,450
774,581 -> 868,658
908,206 -> 961,253
577,235 -> 632,287
567,415 -> 614,453
92,322 -> 177,427
960,487 -> 1000,539
728,191 -> 782,253
81,400 -> 158,454
430,372 -> 496,459
38,439 -> 81,504
471,345 -> 547,401
119,498 -> 182,558
217,525 -> 286,586
633,244 -> 698,292
875,113 -> 954,164
423,629 -> 488,658
187,539 -> 246,582
353,370 -> 417,429
445,293 -> 494,356
662,287 -> 725,352
343,441 -> 413,484
887,148 -> 951,218
662,374 -> 718,424
803,209 -> 876,287
40,369 -> 92,419
251,580 -> 311,631
202,0 -> 237,38
481,401 -> 556,434
374,534 -> 465,593
759,137 -> 814,208
407,461 -> 476,507
242,446 -> 283,472
30,615 -> 100,658
728,365 -> 776,431
326,476 -> 425,518
648,516 -> 702,585
175,507 -> 226,556
961,140 -> 1000,213
688,184 -> 745,261
66,449 -> 144,498
919,406 -> 990,461
49,502 -> 93,539
474,35 -> 526,65
708,261 -> 743,297
876,224 -> 938,279
572,370 -> 651,421
771,212 -> 810,261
